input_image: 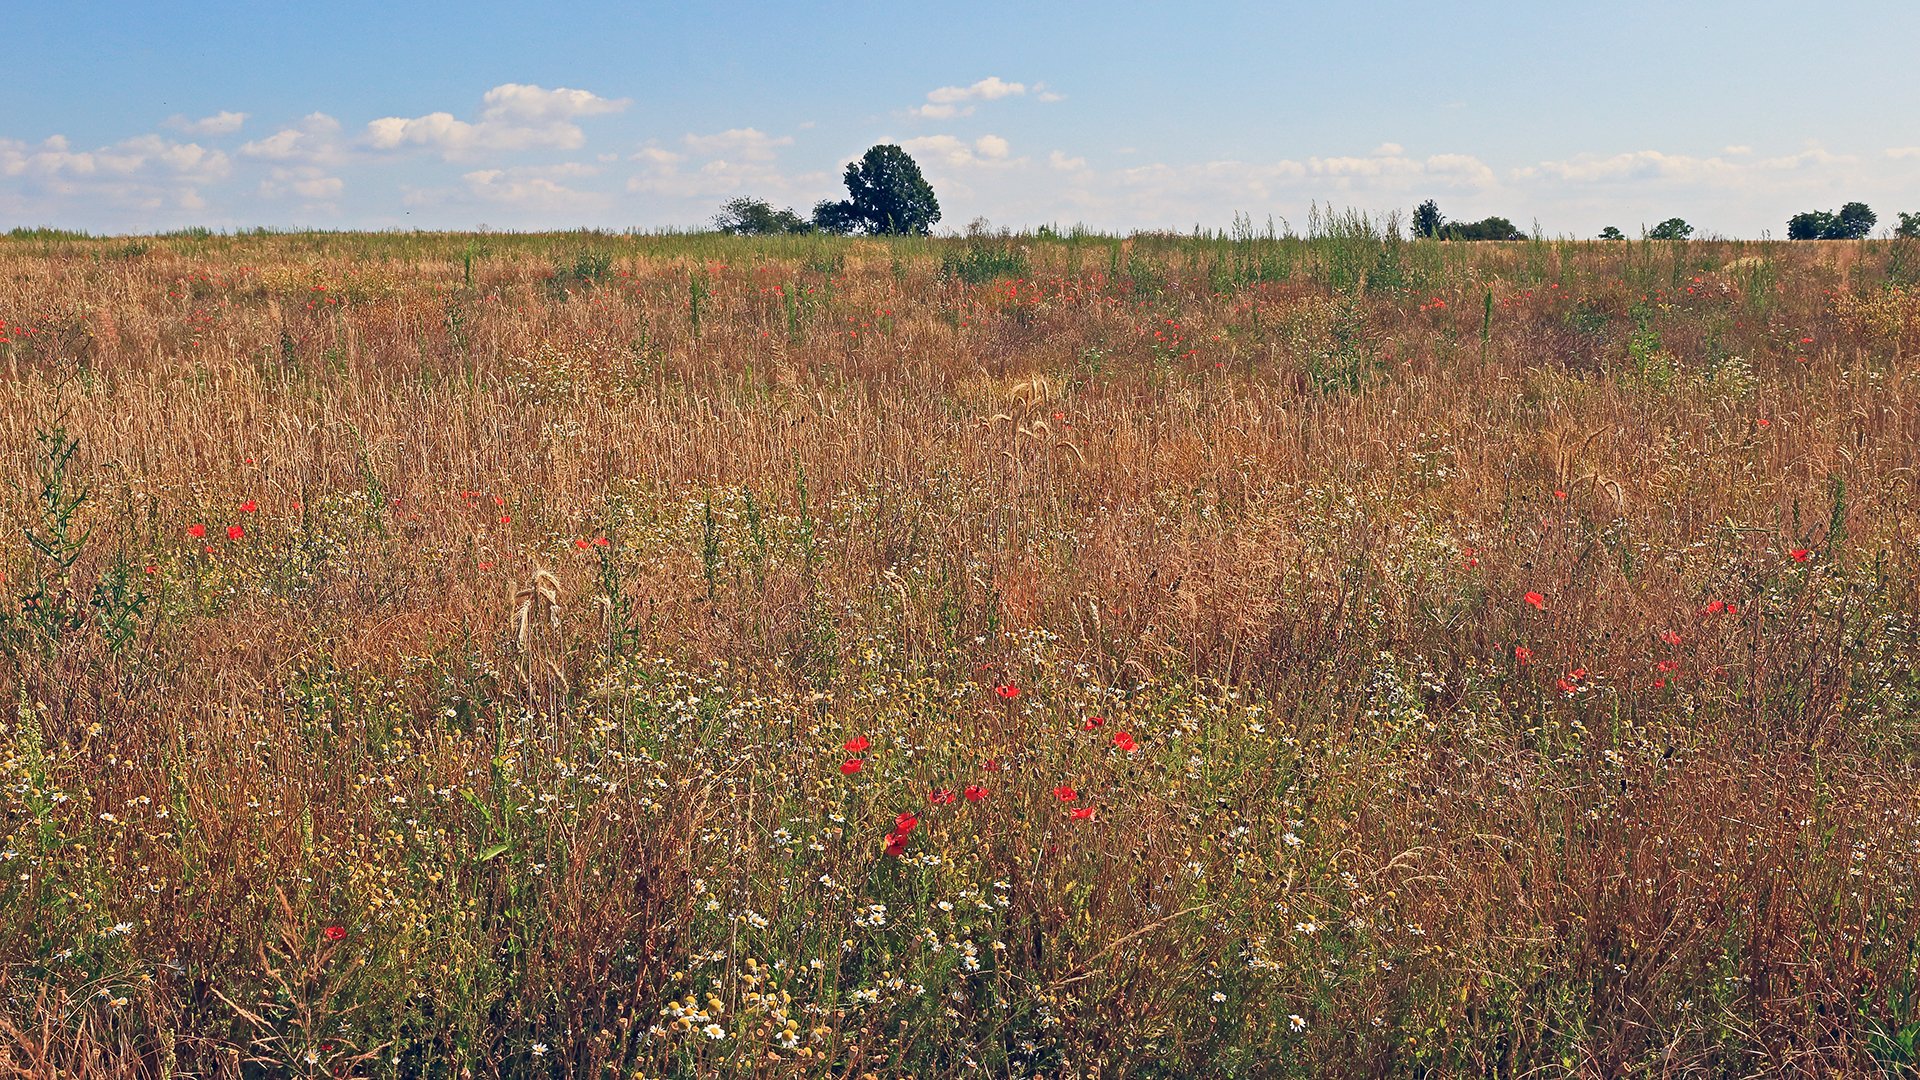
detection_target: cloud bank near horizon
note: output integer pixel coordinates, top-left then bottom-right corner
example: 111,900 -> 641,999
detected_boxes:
5,79 -> 1917,238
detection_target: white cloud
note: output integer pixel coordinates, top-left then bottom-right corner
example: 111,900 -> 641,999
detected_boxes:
240,113 -> 347,164
682,128 -> 793,162
1723,145 -> 1753,155
899,134 -> 1022,169
1372,142 -> 1404,157
258,165 -> 343,201
477,83 -> 628,124
1886,147 -> 1920,159
1049,150 -> 1087,171
165,111 -> 249,136
1513,147 -> 1853,186
631,145 -> 683,167
1420,154 -> 1499,188
403,164 -> 612,214
912,76 -> 1028,118
1513,150 -> 1734,184
1,134 -> 229,183
626,160 -> 822,200
364,83 -> 629,158
292,176 -> 343,199
0,133 -> 228,214
461,168 -> 608,210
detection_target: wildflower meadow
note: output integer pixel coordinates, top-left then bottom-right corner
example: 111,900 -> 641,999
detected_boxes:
2,223 -> 1919,1076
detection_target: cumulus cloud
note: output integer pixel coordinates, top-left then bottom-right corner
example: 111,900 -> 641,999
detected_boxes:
258,165 -> 343,202
1513,147 -> 1854,186
2,134 -> 229,183
240,113 -> 347,164
682,128 -> 793,162
364,83 -> 629,158
1049,150 -> 1087,171
912,76 -> 1028,118
631,145 -> 683,167
0,133 -> 229,214
626,158 -> 823,200
459,167 -> 609,210
165,111 -> 249,136
899,134 -> 1022,169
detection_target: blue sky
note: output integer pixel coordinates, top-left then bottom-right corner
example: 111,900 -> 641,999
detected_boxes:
5,1 -> 1917,237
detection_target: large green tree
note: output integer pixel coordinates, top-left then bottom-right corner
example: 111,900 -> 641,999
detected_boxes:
1412,199 -> 1443,239
812,144 -> 941,236
1647,218 -> 1694,241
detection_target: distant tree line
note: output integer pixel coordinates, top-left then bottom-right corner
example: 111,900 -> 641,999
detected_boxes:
713,166 -> 1919,242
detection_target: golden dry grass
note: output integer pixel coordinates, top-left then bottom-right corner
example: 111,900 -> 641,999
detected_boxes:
0,228 -> 1918,1076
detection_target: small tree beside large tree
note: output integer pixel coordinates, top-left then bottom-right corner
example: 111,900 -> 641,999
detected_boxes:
1788,202 -> 1877,240
812,144 -> 941,236
712,197 -> 813,235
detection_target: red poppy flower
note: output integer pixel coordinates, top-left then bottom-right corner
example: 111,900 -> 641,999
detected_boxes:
839,759 -> 862,776
1704,600 -> 1726,615
226,525 -> 244,541
1053,784 -> 1077,802
982,758 -> 1001,772
322,925 -> 346,942
1112,732 -> 1138,753
239,500 -> 257,512
1554,490 -> 1568,500
930,789 -> 956,805
592,536 -> 610,547
1513,645 -> 1533,665
994,684 -> 1021,700
1083,715 -> 1105,730
1523,591 -> 1546,611
187,523 -> 206,539
1069,807 -> 1095,820
894,812 -> 919,835
1659,630 -> 1682,646
574,538 -> 590,549
883,831 -> 909,857
844,735 -> 870,753
1789,548 -> 1810,563
964,784 -> 988,802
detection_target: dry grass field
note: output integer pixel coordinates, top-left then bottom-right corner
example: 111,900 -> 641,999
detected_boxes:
2,224 -> 1919,1076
